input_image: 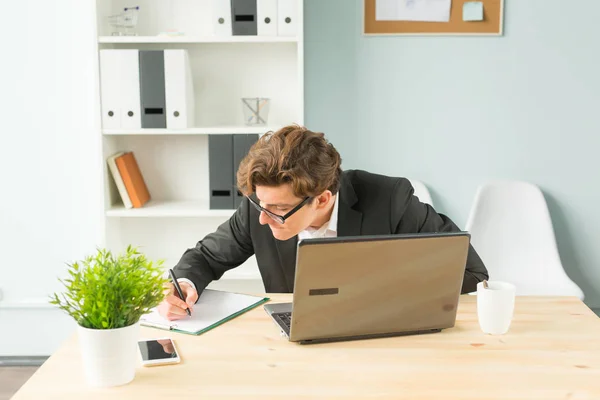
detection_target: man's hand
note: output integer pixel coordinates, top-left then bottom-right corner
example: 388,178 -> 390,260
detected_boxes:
157,281 -> 198,321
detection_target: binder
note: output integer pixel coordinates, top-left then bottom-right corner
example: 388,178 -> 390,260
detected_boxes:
212,0 -> 232,37
277,0 -> 297,36
140,290 -> 269,336
231,0 -> 257,35
139,50 -> 167,129
118,50 -> 142,130
209,134 -> 234,209
257,0 -> 278,36
99,50 -> 142,130
164,49 -> 195,130
233,134 -> 259,208
99,50 -> 122,129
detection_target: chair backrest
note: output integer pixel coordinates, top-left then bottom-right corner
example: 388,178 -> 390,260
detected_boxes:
465,180 -> 583,299
408,179 -> 434,207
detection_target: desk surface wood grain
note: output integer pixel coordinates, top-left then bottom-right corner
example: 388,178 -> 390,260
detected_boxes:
11,295 -> 600,400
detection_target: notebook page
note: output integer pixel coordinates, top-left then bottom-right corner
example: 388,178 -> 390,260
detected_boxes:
141,289 -> 266,333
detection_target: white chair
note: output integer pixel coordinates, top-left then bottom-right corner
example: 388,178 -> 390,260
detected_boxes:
408,179 -> 434,207
465,180 -> 584,299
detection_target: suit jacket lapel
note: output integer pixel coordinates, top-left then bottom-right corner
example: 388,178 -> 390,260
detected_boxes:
274,235 -> 298,292
337,174 -> 362,237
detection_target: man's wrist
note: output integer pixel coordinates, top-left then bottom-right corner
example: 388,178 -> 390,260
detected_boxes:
177,278 -> 197,294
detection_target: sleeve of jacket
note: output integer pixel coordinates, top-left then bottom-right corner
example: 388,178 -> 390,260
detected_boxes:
172,197 -> 255,295
391,179 -> 488,294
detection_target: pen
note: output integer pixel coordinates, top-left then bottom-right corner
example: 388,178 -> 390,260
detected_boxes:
168,269 -> 192,317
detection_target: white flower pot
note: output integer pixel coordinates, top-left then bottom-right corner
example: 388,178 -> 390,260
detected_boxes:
77,321 -> 140,387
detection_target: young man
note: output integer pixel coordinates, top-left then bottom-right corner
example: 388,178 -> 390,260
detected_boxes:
158,125 -> 488,320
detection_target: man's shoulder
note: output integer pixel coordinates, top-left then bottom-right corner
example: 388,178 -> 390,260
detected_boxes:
342,169 -> 410,190
340,170 -> 415,220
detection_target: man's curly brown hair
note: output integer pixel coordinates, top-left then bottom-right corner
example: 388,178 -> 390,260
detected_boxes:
236,125 -> 342,198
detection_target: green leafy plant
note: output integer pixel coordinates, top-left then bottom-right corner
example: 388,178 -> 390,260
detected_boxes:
50,246 -> 169,329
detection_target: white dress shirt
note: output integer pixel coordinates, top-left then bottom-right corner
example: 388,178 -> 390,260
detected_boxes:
178,195 -> 340,293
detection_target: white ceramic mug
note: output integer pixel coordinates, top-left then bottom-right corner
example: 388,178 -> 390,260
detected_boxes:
477,281 -> 516,335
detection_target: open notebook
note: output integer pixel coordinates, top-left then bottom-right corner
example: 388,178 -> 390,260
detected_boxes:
141,289 -> 269,335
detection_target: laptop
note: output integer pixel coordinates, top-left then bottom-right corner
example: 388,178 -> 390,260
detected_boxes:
264,232 -> 470,344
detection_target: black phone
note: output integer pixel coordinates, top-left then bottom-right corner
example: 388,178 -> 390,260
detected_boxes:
138,338 -> 181,366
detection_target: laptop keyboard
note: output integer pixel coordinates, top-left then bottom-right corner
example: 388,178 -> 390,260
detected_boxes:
272,311 -> 292,336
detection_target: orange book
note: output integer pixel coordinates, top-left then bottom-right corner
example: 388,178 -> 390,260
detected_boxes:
115,152 -> 150,208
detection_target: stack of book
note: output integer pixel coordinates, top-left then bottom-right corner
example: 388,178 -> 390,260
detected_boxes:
107,151 -> 150,208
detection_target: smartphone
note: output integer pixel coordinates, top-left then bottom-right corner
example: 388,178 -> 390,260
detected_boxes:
137,338 -> 181,367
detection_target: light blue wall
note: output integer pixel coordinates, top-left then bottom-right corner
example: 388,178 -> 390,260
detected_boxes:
304,0 -> 358,161
305,0 -> 600,308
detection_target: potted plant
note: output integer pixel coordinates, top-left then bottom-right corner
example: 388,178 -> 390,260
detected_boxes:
50,246 -> 168,387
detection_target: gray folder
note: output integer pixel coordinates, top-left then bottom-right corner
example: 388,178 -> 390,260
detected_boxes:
233,134 -> 259,208
139,50 -> 166,128
209,135 -> 234,209
231,0 -> 257,35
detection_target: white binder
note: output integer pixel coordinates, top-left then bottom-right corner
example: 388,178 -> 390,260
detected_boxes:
99,50 -> 141,130
277,0 -> 297,36
99,50 -> 121,129
257,0 -> 278,36
212,0 -> 232,37
118,50 -> 142,130
164,50 -> 195,129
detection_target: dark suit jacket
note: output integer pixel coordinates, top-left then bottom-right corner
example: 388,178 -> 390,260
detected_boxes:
174,170 -> 489,294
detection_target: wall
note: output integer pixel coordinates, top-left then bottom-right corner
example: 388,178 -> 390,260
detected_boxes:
305,0 -> 600,308
304,0 -> 358,161
0,0 -> 104,355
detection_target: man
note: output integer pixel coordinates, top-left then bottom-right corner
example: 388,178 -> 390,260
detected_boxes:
158,125 -> 488,320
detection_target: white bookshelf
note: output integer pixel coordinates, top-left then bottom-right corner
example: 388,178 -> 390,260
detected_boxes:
106,200 -> 236,218
103,126 -> 280,135
98,36 -> 298,44
96,0 -> 304,285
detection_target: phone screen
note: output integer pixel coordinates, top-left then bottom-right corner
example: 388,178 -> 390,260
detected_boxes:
138,339 -> 178,361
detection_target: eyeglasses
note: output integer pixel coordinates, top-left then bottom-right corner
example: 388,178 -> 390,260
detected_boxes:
247,195 -> 312,224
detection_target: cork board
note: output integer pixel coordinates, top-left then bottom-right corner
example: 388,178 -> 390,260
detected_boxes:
364,0 -> 504,35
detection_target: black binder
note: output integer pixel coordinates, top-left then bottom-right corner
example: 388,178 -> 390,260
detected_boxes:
139,50 -> 166,128
209,134 -> 234,209
231,0 -> 257,35
233,134 -> 259,208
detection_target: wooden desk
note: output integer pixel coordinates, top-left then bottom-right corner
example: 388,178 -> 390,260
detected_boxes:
12,295 -> 600,399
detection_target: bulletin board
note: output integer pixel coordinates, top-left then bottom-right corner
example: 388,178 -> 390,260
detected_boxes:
364,0 -> 504,36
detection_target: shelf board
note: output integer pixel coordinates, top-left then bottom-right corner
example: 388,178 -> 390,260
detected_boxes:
106,200 -> 236,218
102,126 -> 279,135
98,36 -> 298,44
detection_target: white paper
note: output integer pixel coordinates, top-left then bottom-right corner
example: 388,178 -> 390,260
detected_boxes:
141,289 -> 265,334
376,0 -> 452,22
